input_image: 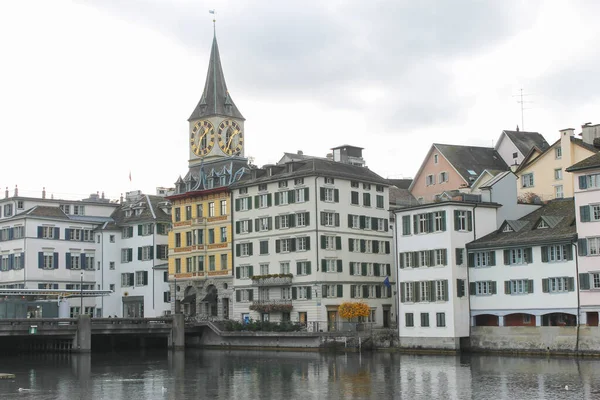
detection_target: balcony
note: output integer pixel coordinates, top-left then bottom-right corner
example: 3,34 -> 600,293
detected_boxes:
249,299 -> 293,313
251,274 -> 293,287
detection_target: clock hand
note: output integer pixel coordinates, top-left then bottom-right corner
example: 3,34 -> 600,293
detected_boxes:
225,129 -> 240,151
198,127 -> 209,146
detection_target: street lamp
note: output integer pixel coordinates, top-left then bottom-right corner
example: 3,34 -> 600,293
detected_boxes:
80,271 -> 83,316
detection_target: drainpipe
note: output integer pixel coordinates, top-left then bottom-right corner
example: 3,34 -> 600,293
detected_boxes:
314,175 -> 320,331
573,239 -> 580,355
467,203 -> 478,340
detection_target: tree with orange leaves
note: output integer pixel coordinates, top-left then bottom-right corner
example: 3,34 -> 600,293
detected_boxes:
338,302 -> 370,320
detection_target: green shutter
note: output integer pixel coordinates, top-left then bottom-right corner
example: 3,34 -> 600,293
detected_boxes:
541,246 -> 548,262
581,206 -> 591,222
306,287 -> 312,300
350,285 -> 356,299
468,252 -> 475,268
542,278 -> 549,293
306,262 -> 311,275
322,285 -> 328,298
504,281 -> 511,294
334,189 -> 339,202
442,249 -> 447,265
274,193 -> 280,206
469,282 -> 476,295
454,210 -> 459,231
504,250 -> 510,265
413,215 -> 418,234
490,281 -> 497,295
321,259 -> 326,271
236,290 -> 241,302
235,244 -> 240,257
138,225 -> 142,236
235,267 -> 240,279
440,211 -> 446,231
348,238 -> 354,252
580,273 -> 590,290
292,287 -> 297,299
320,187 -> 325,201
399,254 -> 405,269
337,285 -> 343,298
579,175 -> 588,189
254,195 -> 259,209
489,251 -> 496,266
350,262 -> 355,275
304,187 -> 309,201
568,277 -> 575,292
578,239 -> 588,256
443,280 -> 448,301
527,280 -> 534,293
361,263 -> 367,276
337,260 -> 343,273
336,236 -> 342,250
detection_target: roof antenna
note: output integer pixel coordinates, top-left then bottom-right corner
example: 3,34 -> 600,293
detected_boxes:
513,89 -> 533,131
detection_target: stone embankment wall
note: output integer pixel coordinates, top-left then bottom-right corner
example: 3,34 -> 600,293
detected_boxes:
471,326 -> 600,354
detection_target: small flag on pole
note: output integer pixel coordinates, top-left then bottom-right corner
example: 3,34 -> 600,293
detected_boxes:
209,9 -> 215,14
129,171 -> 132,182
383,276 -> 391,288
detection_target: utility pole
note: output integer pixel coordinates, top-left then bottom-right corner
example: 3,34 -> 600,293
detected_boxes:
513,89 -> 533,131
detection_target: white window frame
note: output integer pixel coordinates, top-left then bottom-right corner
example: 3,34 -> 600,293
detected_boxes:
510,279 -> 527,294
325,259 -> 337,273
240,243 -> 251,257
426,174 -> 434,186
419,281 -> 429,302
548,277 -> 569,293
435,280 -> 445,301
474,252 -> 490,267
42,226 -> 55,239
259,217 -> 269,231
555,185 -> 564,199
297,261 -> 309,275
522,173 -> 534,188
277,191 -> 288,205
324,188 -> 335,202
295,189 -> 305,203
476,281 -> 492,295
296,212 -> 306,227
240,220 -> 250,234
323,212 -> 335,227
259,194 -> 268,208
555,146 -> 562,159
590,237 -> 600,256
351,215 -> 360,229
297,237 -> 308,251
280,262 -> 290,274
554,168 -> 563,180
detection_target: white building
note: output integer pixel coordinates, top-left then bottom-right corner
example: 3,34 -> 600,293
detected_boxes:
231,156 -> 395,330
494,129 -> 549,168
394,199 -> 498,350
466,198 -> 578,327
0,190 -> 117,317
567,152 -> 600,326
97,190 -> 172,317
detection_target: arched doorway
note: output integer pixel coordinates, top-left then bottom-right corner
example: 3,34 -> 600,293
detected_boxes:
202,284 -> 218,317
474,314 -> 499,326
542,313 -> 576,326
182,286 -> 197,316
504,313 -> 535,326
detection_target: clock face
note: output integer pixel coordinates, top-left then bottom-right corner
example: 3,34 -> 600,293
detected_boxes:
190,120 -> 215,157
218,120 -> 244,156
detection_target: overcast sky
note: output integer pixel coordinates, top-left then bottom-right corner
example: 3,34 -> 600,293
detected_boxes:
2,0 -> 600,201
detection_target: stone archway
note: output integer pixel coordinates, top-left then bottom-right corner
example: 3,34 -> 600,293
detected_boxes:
182,286 -> 197,316
202,284 -> 218,317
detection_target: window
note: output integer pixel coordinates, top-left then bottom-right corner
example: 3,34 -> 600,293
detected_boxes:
351,215 -> 360,229
507,248 -> 531,265
237,289 -> 254,302
278,180 -> 288,188
185,205 -> 192,220
472,251 -> 494,267
12,226 -> 24,239
324,259 -> 337,273
174,208 -> 181,222
238,265 -> 251,279
220,254 -> 227,270
277,191 -> 289,206
157,245 -> 168,260
324,235 -> 336,250
592,204 -> 600,222
209,229 -> 215,243
364,216 -> 371,230
426,175 -> 434,186
109,235 -> 115,243
196,204 -> 204,218
238,197 -> 250,211
279,215 -> 290,229
209,255 -> 215,271
377,219 -> 385,231
60,204 -> 71,214
351,191 -> 359,205
280,262 -> 290,274
363,193 -> 371,207
164,291 -> 171,303
400,252 -> 415,268
376,195 -> 384,209
42,226 -> 55,239
554,168 -> 563,180
175,258 -> 181,274
555,185 -> 564,199
220,200 -> 227,216
435,280 -> 447,301
220,227 -> 227,243
259,240 -> 269,255
175,233 -> 181,247
208,202 -> 215,217
455,248 -> 464,265
294,178 -> 304,186
295,188 -> 307,203
436,313 -> 446,327
433,211 -> 445,232
73,205 -> 85,216
322,212 -> 337,227
405,313 -> 414,327
258,183 -> 268,191
418,213 -> 428,233
503,224 -> 514,232
197,256 -> 204,272
259,194 -> 271,208
139,246 -> 153,261
121,248 -> 133,263
439,172 -> 448,183
297,261 -> 310,275
135,271 -> 148,286
592,273 -> 600,289
325,177 -> 334,185
454,210 -> 471,231
419,281 -> 429,302
512,152 -> 518,159
281,287 -> 292,300
280,238 -> 293,253
122,226 -> 133,239
323,188 -> 335,202
186,257 -> 193,273
421,313 -> 430,327
544,245 -> 569,262
240,243 -> 251,257
434,154 -> 439,164
296,286 -> 309,300
296,212 -> 307,227
109,261 -> 115,270
121,273 -> 134,287
475,281 -> 495,295
555,146 -> 562,159
522,173 -> 534,188
109,284 -> 115,292
545,277 -> 571,293
260,263 -> 269,275
351,181 -> 359,188
258,217 -> 270,231
508,279 -> 532,294
297,237 -> 309,251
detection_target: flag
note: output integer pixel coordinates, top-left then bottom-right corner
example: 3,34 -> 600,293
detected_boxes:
209,9 -> 215,14
383,276 -> 391,288
129,171 -> 132,182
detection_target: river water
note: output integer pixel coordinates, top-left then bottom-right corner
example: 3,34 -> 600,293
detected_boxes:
0,350 -> 598,399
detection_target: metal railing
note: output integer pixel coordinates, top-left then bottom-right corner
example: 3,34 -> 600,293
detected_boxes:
251,276 -> 293,286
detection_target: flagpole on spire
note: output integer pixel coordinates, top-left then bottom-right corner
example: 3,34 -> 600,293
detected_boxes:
209,9 -> 216,36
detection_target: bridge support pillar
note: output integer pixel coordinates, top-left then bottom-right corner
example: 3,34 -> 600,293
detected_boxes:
73,315 -> 91,353
169,313 -> 185,350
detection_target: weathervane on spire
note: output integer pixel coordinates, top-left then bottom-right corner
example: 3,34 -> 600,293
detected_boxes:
209,9 -> 216,35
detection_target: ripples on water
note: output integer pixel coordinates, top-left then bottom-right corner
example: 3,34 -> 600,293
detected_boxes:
0,350 -> 599,399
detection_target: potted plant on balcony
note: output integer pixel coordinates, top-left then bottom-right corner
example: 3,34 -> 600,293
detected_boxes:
338,302 -> 370,332
249,303 -> 293,313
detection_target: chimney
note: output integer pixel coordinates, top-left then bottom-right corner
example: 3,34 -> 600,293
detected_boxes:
4,187 -> 8,198
559,128 -> 574,172
102,191 -> 105,199
582,123 -> 600,145
297,150 -> 303,155
120,193 -> 124,204
14,185 -> 18,197
42,187 -> 46,199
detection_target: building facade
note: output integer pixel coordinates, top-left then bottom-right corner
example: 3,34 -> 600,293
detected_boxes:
231,158 -> 395,331
467,199 -> 578,328
167,30 -> 248,320
567,152 -> 600,326
394,200 -> 498,349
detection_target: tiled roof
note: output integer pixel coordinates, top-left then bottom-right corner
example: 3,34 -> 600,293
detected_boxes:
24,206 -> 69,219
503,130 -> 550,156
566,150 -> 600,172
110,194 -> 171,226
188,35 -> 244,121
387,179 -> 412,189
572,137 -> 600,154
234,158 -> 389,187
434,144 -> 509,185
467,198 -> 576,249
389,186 -> 418,208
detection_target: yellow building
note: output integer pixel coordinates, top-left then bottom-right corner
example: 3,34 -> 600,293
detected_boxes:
167,30 -> 248,319
516,126 -> 599,202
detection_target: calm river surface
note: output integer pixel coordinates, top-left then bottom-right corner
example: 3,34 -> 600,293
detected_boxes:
0,349 -> 599,399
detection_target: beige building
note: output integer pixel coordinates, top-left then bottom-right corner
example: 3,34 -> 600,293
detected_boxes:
515,124 -> 600,202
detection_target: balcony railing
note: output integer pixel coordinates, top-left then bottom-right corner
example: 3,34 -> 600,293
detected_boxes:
251,275 -> 293,286
249,299 -> 293,313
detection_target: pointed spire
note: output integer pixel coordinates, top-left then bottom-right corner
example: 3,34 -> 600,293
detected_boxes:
188,30 -> 244,121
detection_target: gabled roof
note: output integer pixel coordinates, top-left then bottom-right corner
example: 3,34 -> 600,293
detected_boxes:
517,137 -> 600,173
24,206 -> 69,220
433,144 -> 508,184
502,130 -> 550,156
188,34 -> 244,121
110,194 -> 171,226
479,170 -> 514,189
566,152 -> 600,172
467,198 -> 576,249
387,179 -> 412,189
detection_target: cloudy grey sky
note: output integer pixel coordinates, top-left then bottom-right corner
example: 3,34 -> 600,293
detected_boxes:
2,0 -> 600,200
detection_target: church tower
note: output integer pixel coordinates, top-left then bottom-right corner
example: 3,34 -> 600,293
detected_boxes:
188,31 -> 245,166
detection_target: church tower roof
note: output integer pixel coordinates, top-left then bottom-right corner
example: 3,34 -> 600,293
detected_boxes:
188,33 -> 244,121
